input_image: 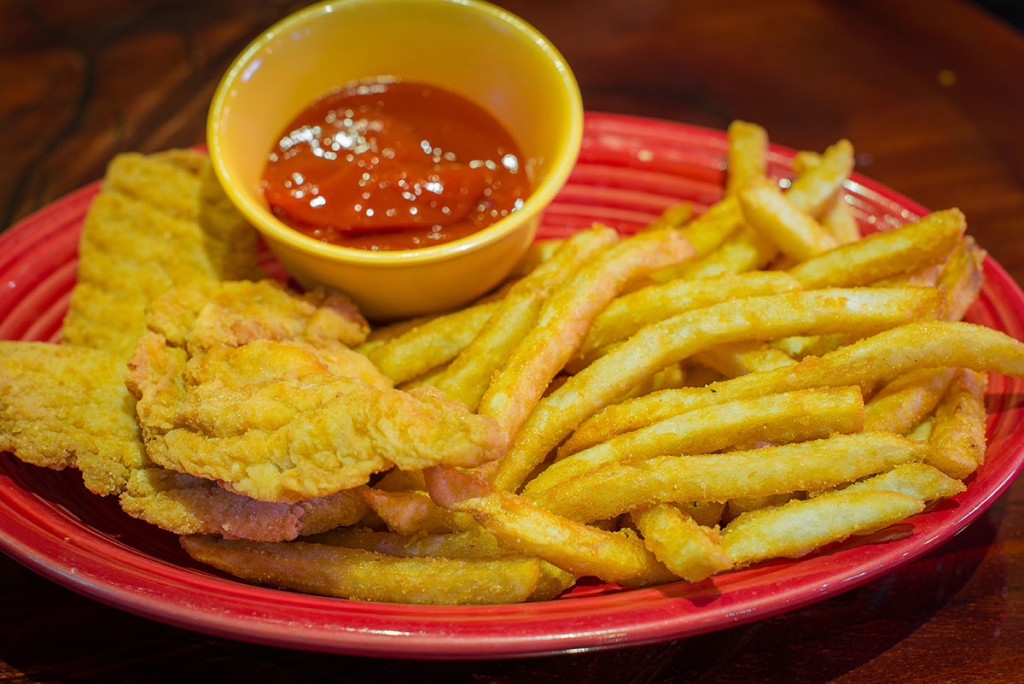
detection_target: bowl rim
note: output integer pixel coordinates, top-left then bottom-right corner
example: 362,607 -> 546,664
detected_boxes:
207,0 -> 584,266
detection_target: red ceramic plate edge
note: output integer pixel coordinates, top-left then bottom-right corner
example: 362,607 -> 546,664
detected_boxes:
0,112 -> 1023,659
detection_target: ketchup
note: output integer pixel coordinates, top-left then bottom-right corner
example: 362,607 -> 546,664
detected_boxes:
261,78 -> 531,251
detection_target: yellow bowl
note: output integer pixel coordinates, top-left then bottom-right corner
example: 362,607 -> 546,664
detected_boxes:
208,0 -> 583,320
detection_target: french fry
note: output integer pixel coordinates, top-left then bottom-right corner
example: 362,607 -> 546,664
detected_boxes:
478,226 -> 696,438
926,368 -> 989,479
786,209 -> 966,289
790,148 -> 860,243
739,177 -> 839,261
362,299 -> 501,383
864,367 -> 956,434
784,138 -> 855,218
180,535 -> 553,605
425,466 -> 675,586
533,431 -> 926,523
577,271 -> 801,362
431,226 -> 619,409
565,321 -> 1024,456
526,386 -> 865,498
311,525 -> 509,558
937,237 -> 986,322
720,489 -> 924,566
653,197 -> 745,283
839,462 -> 966,501
692,340 -> 796,377
725,120 -> 769,197
491,287 -> 939,492
663,224 -> 778,280
631,504 -> 732,582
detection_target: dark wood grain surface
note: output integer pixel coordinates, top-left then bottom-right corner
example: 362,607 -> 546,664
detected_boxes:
3,1 -> 1024,681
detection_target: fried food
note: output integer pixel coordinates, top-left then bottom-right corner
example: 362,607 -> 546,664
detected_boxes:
61,150 -> 262,359
127,280 -> 507,503
5,123 -> 1023,606
0,341 -> 145,496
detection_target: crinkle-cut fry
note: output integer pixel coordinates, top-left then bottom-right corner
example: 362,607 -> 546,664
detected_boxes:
926,368 -> 989,479
0,341 -> 146,497
361,487 -> 480,535
577,271 -> 801,361
432,226 -> 619,409
692,340 -> 796,377
534,432 -> 926,524
478,226 -> 696,439
180,535 -> 550,605
362,299 -> 501,384
739,177 -> 839,261
489,287 -> 939,492
786,208 -> 967,289
564,321 -> 1024,457
725,120 -> 769,197
784,138 -> 855,218
937,237 -> 986,322
720,489 -> 924,567
631,504 -> 732,582
527,386 -> 865,498
864,367 -> 956,434
120,467 -> 367,541
840,462 -> 966,501
663,224 -> 778,281
425,467 -> 676,587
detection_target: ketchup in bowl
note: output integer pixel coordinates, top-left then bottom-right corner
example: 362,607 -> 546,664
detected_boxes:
261,78 -> 531,251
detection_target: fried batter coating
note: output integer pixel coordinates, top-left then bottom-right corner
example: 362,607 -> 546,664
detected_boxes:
61,150 -> 263,359
127,328 -> 509,503
0,342 -> 145,496
146,279 -> 369,352
121,467 -> 367,542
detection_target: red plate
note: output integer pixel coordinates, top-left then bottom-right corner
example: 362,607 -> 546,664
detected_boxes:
1,113 -> 1023,659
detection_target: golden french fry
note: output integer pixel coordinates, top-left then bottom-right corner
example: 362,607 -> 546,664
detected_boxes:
692,340 -> 796,376
180,535 -> 551,605
840,462 -> 965,501
790,147 -> 860,243
362,299 -> 501,383
425,466 -> 675,586
311,525 -> 508,558
492,287 -> 939,492
937,237 -> 986,322
784,138 -> 855,218
720,489 -> 924,566
565,321 -> 1024,456
577,271 -> 801,361
864,368 -> 956,434
725,120 -> 769,197
926,368 -> 989,479
527,386 -> 864,498
663,224 -> 778,280
786,209 -> 966,289
478,226 -> 696,438
631,504 -> 731,581
432,226 -> 619,409
725,493 -> 800,519
534,431 -> 926,524
739,177 -> 839,261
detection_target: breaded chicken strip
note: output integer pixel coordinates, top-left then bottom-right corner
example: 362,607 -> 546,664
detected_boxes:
127,329 -> 508,503
0,342 -> 145,496
61,150 -> 263,359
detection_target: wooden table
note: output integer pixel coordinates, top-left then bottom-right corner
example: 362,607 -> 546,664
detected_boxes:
2,1 -> 1024,681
